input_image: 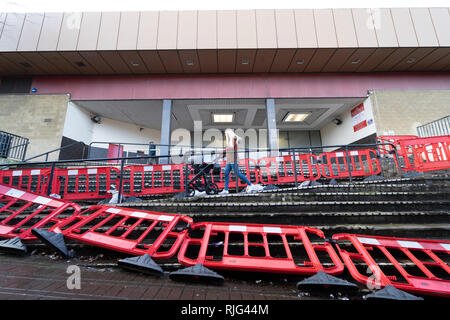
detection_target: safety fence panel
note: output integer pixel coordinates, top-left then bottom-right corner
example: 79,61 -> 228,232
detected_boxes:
377,135 -> 419,171
177,221 -> 344,275
0,183 -> 81,241
318,149 -> 381,179
59,205 -> 193,259
0,168 -> 51,195
121,164 -> 184,196
197,159 -> 259,190
51,167 -> 120,200
398,136 -> 450,172
333,233 -> 450,297
257,154 -> 321,185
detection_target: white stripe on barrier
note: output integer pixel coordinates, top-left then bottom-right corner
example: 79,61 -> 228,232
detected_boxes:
159,215 -> 174,221
263,227 -> 282,234
106,208 -> 121,214
5,188 -> 25,198
229,225 -> 247,232
357,237 -> 381,245
30,170 -> 41,175
33,196 -> 52,205
350,151 -> 359,156
335,152 -> 344,157
87,168 -> 98,174
12,171 -> 22,176
397,240 -> 424,249
68,170 -> 78,175
144,166 -> 154,172
131,212 -> 148,219
440,243 -> 450,251
276,157 -> 284,162
162,165 -> 171,171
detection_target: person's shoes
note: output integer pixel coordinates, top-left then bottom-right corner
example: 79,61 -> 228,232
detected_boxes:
219,189 -> 229,195
193,190 -> 206,197
245,184 -> 264,193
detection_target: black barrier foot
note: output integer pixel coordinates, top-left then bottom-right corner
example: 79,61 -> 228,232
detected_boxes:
401,171 -> 424,178
364,285 -> 423,300
329,179 -> 338,185
31,229 -> 72,258
0,237 -> 27,255
118,254 -> 164,275
296,271 -> 359,292
169,263 -> 224,284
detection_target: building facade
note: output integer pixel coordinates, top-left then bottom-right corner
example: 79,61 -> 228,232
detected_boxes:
0,8 -> 449,160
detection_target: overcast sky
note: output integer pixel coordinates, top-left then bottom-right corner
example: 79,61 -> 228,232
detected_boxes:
0,0 -> 448,12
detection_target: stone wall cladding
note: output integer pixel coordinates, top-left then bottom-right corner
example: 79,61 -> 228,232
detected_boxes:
0,94 -> 69,161
370,90 -> 450,136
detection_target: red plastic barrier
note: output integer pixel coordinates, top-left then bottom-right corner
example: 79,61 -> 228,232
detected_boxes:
377,135 -> 419,170
318,149 -> 381,179
177,221 -> 344,275
0,168 -> 50,195
257,154 -> 320,184
398,136 -> 450,172
59,205 -> 193,259
0,183 -> 81,241
50,167 -> 120,200
121,164 -> 184,196
333,233 -> 450,297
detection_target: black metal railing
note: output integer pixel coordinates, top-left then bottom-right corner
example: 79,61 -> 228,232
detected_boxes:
0,141 -> 400,203
417,115 -> 450,137
0,130 -> 29,161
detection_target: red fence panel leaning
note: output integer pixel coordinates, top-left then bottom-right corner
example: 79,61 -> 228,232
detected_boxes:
121,164 -> 184,196
59,205 -> 193,259
0,183 -> 81,241
177,221 -> 344,276
318,149 -> 381,179
0,168 -> 51,195
397,136 -> 450,172
50,167 -> 120,200
333,233 -> 450,297
257,154 -> 321,185
377,135 -> 419,171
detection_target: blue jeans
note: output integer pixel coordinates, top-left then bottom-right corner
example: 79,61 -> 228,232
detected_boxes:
224,163 -> 252,190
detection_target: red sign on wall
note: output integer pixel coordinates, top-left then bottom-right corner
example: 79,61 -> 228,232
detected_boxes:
351,103 -> 367,132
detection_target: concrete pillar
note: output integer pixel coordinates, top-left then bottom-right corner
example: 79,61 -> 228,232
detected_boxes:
266,98 -> 279,156
159,99 -> 172,164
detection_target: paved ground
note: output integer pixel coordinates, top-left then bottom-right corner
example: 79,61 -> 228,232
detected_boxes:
0,253 -> 303,300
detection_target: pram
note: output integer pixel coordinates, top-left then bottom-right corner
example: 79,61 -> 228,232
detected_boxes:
185,153 -> 222,197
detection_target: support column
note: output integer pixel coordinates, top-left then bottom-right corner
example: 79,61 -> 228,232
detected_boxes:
266,98 -> 279,156
159,99 -> 172,164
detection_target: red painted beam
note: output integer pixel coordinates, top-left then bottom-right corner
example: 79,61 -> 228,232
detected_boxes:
31,72 -> 450,100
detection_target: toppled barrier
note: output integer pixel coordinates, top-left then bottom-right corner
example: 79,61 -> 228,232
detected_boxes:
333,233 -> 450,298
57,205 -> 192,259
177,221 -> 344,276
0,184 -> 80,241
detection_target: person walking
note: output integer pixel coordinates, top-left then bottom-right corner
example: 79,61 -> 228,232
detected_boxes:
219,129 -> 256,194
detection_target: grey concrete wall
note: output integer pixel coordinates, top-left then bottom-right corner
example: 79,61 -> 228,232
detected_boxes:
0,94 -> 69,161
370,90 -> 450,136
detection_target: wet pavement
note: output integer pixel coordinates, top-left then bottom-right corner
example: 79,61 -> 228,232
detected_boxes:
0,253 -> 304,300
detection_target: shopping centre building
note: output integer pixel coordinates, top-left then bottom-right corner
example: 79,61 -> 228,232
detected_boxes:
0,7 -> 449,161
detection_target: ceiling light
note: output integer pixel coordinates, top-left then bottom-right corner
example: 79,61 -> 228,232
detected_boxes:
19,62 -> 32,68
241,59 -> 249,65
296,59 -> 304,65
283,112 -> 310,122
212,113 -> 234,123
75,61 -> 86,67
406,57 -> 416,64
186,60 -> 194,66
351,58 -> 360,64
131,61 -> 140,67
